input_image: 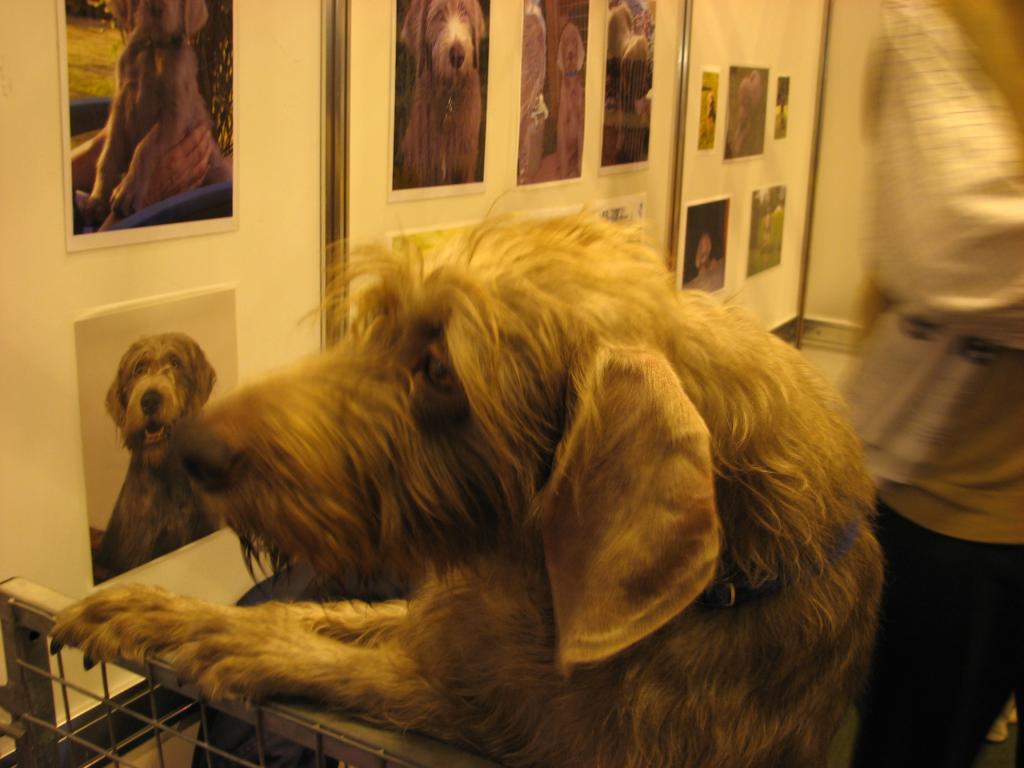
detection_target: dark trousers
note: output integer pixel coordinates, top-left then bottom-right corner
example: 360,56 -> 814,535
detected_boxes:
852,499 -> 1024,767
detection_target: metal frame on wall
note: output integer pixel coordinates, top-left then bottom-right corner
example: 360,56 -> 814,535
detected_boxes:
321,0 -> 349,348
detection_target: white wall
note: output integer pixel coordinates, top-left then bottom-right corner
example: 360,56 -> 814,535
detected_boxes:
804,0 -> 883,327
677,0 -> 827,330
0,1 -> 323,609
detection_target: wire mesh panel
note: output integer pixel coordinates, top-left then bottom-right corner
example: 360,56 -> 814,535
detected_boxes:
0,578 -> 499,768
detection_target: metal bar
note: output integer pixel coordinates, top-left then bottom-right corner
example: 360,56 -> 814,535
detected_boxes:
0,592 -> 60,768
254,707 -> 267,767
795,0 -> 836,348
665,0 -> 696,273
2,578 -> 499,768
18,713 -> 145,768
321,0 -> 350,347
53,650 -> 75,765
199,700 -> 215,768
100,662 -> 121,764
144,664 -> 166,768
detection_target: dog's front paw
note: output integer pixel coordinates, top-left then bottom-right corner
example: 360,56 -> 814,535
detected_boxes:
81,192 -> 111,226
110,176 -> 147,218
51,584 -> 216,667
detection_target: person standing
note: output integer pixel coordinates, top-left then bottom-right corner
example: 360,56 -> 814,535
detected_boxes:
846,0 -> 1024,766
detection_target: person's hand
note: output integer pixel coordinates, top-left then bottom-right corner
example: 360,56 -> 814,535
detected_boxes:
143,124 -> 215,207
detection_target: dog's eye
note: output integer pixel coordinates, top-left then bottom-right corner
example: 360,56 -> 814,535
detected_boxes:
425,355 -> 455,389
167,355 -> 181,369
133,360 -> 148,376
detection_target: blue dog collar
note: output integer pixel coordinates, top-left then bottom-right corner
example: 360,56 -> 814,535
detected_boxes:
697,518 -> 861,609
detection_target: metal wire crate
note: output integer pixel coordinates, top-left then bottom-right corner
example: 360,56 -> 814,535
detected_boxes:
0,578 -> 499,768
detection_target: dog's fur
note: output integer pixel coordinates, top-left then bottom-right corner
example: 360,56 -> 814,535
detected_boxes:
556,22 -> 585,178
56,216 -> 883,767
95,332 -> 218,579
83,0 -> 231,225
399,0 -> 486,187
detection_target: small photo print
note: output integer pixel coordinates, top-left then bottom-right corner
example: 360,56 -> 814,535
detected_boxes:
747,185 -> 786,276
602,0 -> 655,168
61,0 -> 235,248
775,76 -> 790,139
75,289 -> 238,584
724,65 -> 768,160
390,223 -> 476,258
698,68 -> 719,150
518,0 -> 590,185
681,197 -> 729,293
392,0 -> 491,194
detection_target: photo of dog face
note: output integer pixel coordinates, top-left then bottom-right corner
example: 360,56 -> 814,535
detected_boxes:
724,65 -> 768,160
63,0 -> 234,236
392,0 -> 490,192
602,0 -> 655,167
106,333 -> 216,466
92,332 -> 220,581
517,0 -> 589,186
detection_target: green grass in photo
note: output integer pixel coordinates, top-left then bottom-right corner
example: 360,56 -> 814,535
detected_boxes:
66,16 -> 122,100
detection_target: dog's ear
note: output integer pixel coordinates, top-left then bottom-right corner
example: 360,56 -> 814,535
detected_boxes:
400,0 -> 426,72
106,339 -> 145,428
183,0 -> 210,38
186,341 -> 217,411
539,347 -> 720,672
105,369 -> 128,428
469,1 -> 485,70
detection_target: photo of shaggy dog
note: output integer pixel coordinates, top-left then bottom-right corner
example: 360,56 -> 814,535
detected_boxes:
94,332 -> 219,581
517,0 -> 589,185
81,0 -> 232,229
393,0 -> 488,191
724,65 -> 769,160
55,215 -> 883,767
555,21 -> 585,178
602,0 -> 654,166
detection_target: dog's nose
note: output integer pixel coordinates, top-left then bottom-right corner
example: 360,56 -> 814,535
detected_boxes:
141,390 -> 162,415
175,420 -> 241,492
449,42 -> 466,71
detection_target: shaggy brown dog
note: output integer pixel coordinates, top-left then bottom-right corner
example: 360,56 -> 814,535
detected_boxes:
83,0 -> 231,226
398,0 -> 486,188
95,332 -> 218,579
55,216 -> 883,767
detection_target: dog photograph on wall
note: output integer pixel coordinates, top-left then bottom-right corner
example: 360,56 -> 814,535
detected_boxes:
775,75 -> 790,139
517,0 -> 590,186
391,0 -> 491,199
724,65 -> 768,160
389,221 -> 477,259
681,196 -> 729,293
58,0 -> 236,252
747,184 -> 786,276
601,0 -> 655,169
74,288 -> 238,584
697,67 -> 719,150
